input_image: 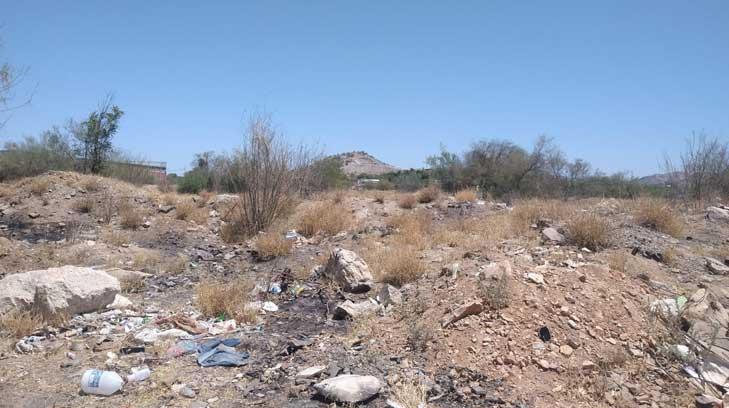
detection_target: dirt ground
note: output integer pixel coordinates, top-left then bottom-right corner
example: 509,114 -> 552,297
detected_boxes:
1,171 -> 727,407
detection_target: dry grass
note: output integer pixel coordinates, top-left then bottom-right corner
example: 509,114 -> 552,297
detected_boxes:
131,249 -> 163,273
119,201 -> 144,229
73,197 -> 95,213
196,278 -> 256,323
390,381 -> 428,408
510,199 -> 577,234
566,213 -> 611,251
175,200 -> 196,220
97,192 -> 115,224
296,201 -> 351,237
455,188 -> 478,202
162,255 -> 188,275
366,243 -> 425,286
160,193 -> 178,206
29,177 -> 50,195
373,191 -> 385,204
79,176 -> 102,192
607,251 -> 630,273
388,211 -> 432,250
0,184 -> 15,198
0,310 -> 43,338
101,230 -> 131,247
197,190 -> 214,208
479,272 -> 510,310
332,189 -> 348,205
662,247 -> 677,266
633,198 -> 684,237
255,231 -> 293,259
416,185 -> 441,204
398,194 -> 417,209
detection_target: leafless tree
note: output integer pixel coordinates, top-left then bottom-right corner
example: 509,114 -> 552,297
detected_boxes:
0,34 -> 32,129
226,113 -> 318,237
666,133 -> 729,201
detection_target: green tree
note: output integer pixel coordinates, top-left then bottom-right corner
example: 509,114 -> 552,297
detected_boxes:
73,97 -> 124,174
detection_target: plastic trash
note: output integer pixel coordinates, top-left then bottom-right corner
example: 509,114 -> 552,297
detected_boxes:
262,301 -> 279,312
166,340 -> 197,358
538,326 -> 551,342
126,366 -> 151,382
269,283 -> 282,294
81,369 -> 123,396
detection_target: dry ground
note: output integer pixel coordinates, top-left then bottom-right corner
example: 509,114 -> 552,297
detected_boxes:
0,171 -> 726,407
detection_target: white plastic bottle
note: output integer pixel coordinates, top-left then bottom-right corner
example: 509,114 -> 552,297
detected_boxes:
81,369 -> 123,396
126,367 -> 151,382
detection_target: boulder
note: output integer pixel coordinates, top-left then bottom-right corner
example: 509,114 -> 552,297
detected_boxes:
324,249 -> 374,293
441,300 -> 484,328
707,206 -> 729,222
313,375 -> 381,403
705,257 -> 729,275
333,300 -> 379,320
377,284 -> 403,308
0,266 -> 120,316
480,260 -> 512,281
541,227 -> 565,243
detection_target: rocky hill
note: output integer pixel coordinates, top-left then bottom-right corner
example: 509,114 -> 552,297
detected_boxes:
333,151 -> 398,176
637,171 -> 683,186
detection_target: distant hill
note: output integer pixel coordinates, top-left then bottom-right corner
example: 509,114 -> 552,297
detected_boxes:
637,171 -> 684,186
333,151 -> 399,176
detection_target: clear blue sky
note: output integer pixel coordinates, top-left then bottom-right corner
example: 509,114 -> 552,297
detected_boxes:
2,1 -> 728,175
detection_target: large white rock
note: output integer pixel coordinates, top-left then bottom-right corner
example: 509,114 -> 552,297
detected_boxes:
707,206 -> 729,222
0,266 -> 120,316
313,374 -> 381,403
333,300 -> 379,320
324,249 -> 374,293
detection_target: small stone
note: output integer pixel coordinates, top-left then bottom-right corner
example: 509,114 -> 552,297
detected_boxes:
581,360 -> 596,371
296,366 -> 326,379
526,273 -> 545,285
559,345 -> 574,356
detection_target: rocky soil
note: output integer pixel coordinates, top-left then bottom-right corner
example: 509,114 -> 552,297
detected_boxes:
1,171 -> 728,408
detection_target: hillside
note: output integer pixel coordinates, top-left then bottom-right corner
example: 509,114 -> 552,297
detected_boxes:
334,151 -> 399,176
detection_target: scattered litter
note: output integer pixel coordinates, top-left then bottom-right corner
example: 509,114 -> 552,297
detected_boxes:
16,335 -> 46,353
262,301 -> 279,312
167,340 -> 197,358
134,328 -> 192,344
120,346 -> 145,355
81,369 -> 123,396
197,338 -> 249,367
172,383 -> 196,398
208,319 -> 237,335
126,366 -> 151,382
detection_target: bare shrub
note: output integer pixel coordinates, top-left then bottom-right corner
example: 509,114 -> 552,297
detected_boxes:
566,213 -> 611,251
0,310 -> 43,338
455,188 -> 478,202
373,191 -> 385,204
662,247 -> 677,266
633,198 -> 683,237
297,201 -> 350,237
255,231 -> 293,259
510,199 -> 574,234
63,221 -> 86,244
160,193 -> 178,206
132,249 -> 162,273
102,230 -> 130,247
607,251 -> 630,273
29,177 -> 50,195
332,189 -> 348,204
391,380 -> 428,408
225,114 -> 316,237
416,185 -> 441,203
119,201 -> 143,229
374,244 -> 425,286
73,197 -> 95,213
97,192 -> 115,224
398,194 -> 417,209
406,319 -> 434,353
175,200 -> 196,220
196,278 -> 255,322
197,190 -> 214,208
389,211 -> 431,249
79,175 -> 101,192
162,255 -> 188,275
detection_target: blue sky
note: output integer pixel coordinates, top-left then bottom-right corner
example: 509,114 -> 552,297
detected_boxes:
2,1 -> 728,176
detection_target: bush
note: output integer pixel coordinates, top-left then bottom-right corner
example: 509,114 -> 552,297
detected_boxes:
398,194 -> 417,209
255,231 -> 293,259
373,191 -> 385,204
226,114 -> 317,237
177,168 -> 210,194
73,197 -> 95,213
0,310 -> 43,338
416,185 -> 441,203
175,201 -> 196,220
633,198 -> 684,237
455,188 -> 478,202
119,201 -> 143,229
196,278 -> 255,322
29,177 -> 51,195
0,130 -> 75,182
566,213 -> 611,251
378,245 -> 425,286
297,201 -> 350,237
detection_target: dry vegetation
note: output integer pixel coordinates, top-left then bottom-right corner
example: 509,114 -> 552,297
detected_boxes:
416,185 -> 441,203
633,198 -> 684,237
296,201 -> 351,237
196,278 -> 255,323
119,201 -> 143,229
255,231 -> 293,258
72,197 -> 95,213
29,177 -> 50,195
454,188 -> 478,202
398,194 -> 417,209
566,212 -> 611,251
0,310 -> 43,338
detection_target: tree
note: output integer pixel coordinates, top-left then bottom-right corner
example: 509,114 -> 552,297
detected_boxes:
73,97 -> 124,174
1,34 -> 31,129
426,145 -> 463,192
668,134 -> 729,201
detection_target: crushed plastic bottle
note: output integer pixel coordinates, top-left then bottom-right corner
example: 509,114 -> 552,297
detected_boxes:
269,282 -> 282,294
166,340 -> 197,358
81,369 -> 123,396
126,366 -> 151,382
